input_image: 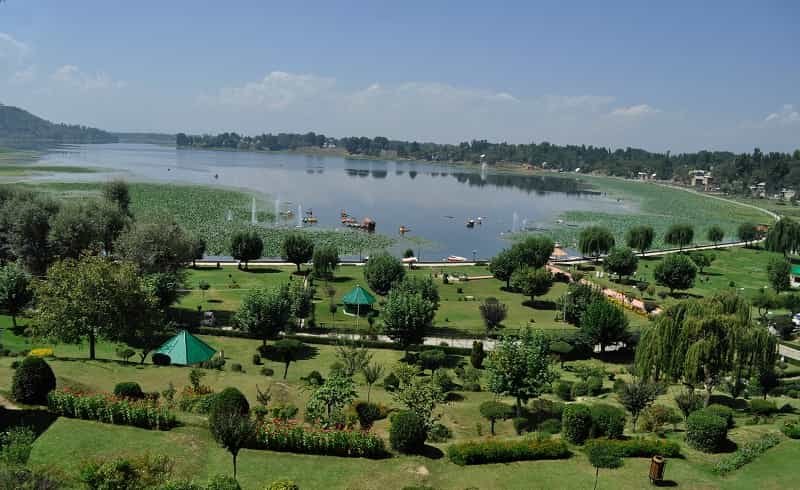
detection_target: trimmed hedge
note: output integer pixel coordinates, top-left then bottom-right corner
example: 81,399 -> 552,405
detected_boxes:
584,438 -> 681,458
11,356 -> 56,405
749,399 -> 777,415
704,404 -> 735,428
589,404 -> 626,439
713,433 -> 782,475
447,437 -> 570,465
47,390 -> 176,430
562,404 -> 592,444
390,410 -> 427,454
686,410 -> 728,453
113,382 -> 145,400
254,422 -> 386,458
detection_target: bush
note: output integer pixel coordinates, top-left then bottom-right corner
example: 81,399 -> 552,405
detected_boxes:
179,392 -> 217,414
152,353 -> 171,366
252,353 -> 262,365
79,454 -> 175,490
353,401 -> 384,429
211,387 -> 249,417
200,356 -> 225,370
383,372 -> 400,392
390,410 -> 427,454
554,381 -> 573,401
538,418 -> 562,435
255,422 -> 386,458
782,418 -> 800,439
749,399 -> 777,415
230,363 -> 243,373
705,404 -> 735,428
512,417 -> 531,435
419,349 -> 446,372
562,404 -> 593,444
206,474 -> 241,490
686,410 -> 728,453
590,404 -> 626,439
11,356 -> 56,404
586,376 -> 604,396
0,426 -> 36,465
48,390 -> 177,430
584,437 -> 681,458
265,480 -> 300,490
463,382 -> 481,392
428,423 -> 453,443
113,382 -> 145,400
447,437 -> 570,465
260,367 -> 274,377
528,399 -> 565,424
713,433 -> 782,475
571,381 -> 589,398
640,404 -> 681,433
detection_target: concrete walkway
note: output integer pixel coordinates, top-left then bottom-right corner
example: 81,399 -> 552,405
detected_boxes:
779,343 -> 800,361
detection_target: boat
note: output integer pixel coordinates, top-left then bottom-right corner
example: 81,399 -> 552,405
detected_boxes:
399,225 -> 410,234
302,216 -> 318,223
402,256 -> 418,264
447,255 -> 467,263
466,219 -> 475,228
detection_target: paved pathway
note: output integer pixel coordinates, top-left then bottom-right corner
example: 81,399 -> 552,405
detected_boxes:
779,343 -> 800,361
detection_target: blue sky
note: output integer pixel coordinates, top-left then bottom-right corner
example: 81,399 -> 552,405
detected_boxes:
1,0 -> 798,152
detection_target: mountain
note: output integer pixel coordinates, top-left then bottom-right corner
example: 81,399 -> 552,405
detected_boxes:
0,104 -> 118,145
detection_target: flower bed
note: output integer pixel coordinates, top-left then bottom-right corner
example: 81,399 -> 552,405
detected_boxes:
47,390 -> 177,430
28,348 -> 54,357
253,421 -> 386,458
447,437 -> 570,466
713,433 -> 782,475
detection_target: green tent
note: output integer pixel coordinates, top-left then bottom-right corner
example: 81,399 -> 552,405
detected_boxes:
342,285 -> 376,307
154,330 -> 217,366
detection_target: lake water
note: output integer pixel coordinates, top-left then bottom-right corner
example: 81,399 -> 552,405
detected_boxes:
33,143 -> 633,259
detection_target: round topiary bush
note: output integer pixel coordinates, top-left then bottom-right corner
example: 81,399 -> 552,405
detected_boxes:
538,418 -> 562,435
562,403 -> 593,444
211,387 -> 250,417
704,404 -> 735,428
686,410 -> 728,453
113,382 -> 145,400
390,410 -> 427,454
206,474 -> 241,490
555,381 -> 573,401
354,401 -> 383,429
152,353 -> 171,366
12,356 -> 56,404
590,403 -> 626,439
749,399 -> 777,416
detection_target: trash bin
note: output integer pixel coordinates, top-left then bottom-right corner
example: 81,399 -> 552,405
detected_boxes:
649,455 -> 666,484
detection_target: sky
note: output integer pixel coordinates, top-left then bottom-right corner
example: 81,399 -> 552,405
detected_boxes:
0,0 -> 798,153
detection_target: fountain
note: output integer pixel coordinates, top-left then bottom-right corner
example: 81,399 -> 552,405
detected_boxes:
297,204 -> 302,227
251,197 -> 257,224
480,162 -> 488,181
274,198 -> 280,226
226,209 -> 233,222
512,212 -> 519,233
521,218 -> 527,231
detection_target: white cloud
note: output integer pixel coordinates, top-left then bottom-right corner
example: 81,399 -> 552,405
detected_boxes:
199,71 -> 335,110
0,32 -> 29,62
764,104 -> 800,126
51,64 -> 126,91
609,104 -> 661,117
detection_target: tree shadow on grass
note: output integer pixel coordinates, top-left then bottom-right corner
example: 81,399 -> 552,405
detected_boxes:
653,480 -> 678,487
0,407 -> 58,436
417,444 -> 445,460
240,267 -> 284,274
258,343 -> 320,362
522,299 -> 557,310
328,276 -> 354,284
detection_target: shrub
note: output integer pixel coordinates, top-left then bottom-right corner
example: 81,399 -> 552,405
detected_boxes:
571,381 -> 589,398
586,376 -> 604,396
447,437 -> 570,465
782,418 -> 800,439
554,381 -> 573,401
390,410 -> 427,454
538,418 -> 562,435
270,404 -> 299,422
211,387 -> 249,417
470,341 -> 486,368
230,363 -> 243,373
686,410 -> 728,453
562,404 -> 593,444
528,398 -> 565,424
11,356 -> 56,404
353,401 -> 384,429
252,354 -> 262,365
152,353 -> 171,366
260,367 -> 275,377
200,356 -> 225,370
428,423 -> 453,442
48,390 -> 177,430
749,399 -> 777,415
584,438 -> 681,458
254,422 -> 386,458
206,474 -> 241,490
640,404 -> 682,433
0,426 -> 36,465
179,392 -> 217,414
79,454 -> 175,490
419,349 -> 446,372
463,382 -> 481,392
383,372 -> 400,392
512,417 -> 531,435
705,404 -> 735,428
590,404 -> 626,439
674,390 -> 703,419
713,433 -> 782,475
265,480 -> 300,490
113,382 -> 145,400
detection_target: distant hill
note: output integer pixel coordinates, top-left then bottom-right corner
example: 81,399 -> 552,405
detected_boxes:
0,103 -> 118,145
113,132 -> 175,145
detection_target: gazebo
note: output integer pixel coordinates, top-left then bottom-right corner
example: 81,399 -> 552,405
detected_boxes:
153,330 -> 217,366
342,285 -> 376,316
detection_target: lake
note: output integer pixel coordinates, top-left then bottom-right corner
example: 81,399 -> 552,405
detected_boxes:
32,143 -> 634,259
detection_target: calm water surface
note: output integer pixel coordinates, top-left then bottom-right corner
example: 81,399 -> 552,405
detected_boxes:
34,144 -> 634,258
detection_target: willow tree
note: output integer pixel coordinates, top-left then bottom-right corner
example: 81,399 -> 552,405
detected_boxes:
635,291 -> 776,405
764,218 -> 800,256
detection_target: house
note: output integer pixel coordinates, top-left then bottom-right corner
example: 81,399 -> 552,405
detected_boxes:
689,170 -> 713,191
778,188 -> 796,201
636,172 -> 657,181
750,182 -> 767,198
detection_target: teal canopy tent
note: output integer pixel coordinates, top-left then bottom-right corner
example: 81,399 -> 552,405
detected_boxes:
342,285 -> 376,310
154,330 -> 217,366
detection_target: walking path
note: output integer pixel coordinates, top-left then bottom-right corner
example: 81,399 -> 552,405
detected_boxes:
779,343 -> 800,361
0,394 -> 19,410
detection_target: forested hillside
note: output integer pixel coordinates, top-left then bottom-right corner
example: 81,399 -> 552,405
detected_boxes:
0,104 -> 118,144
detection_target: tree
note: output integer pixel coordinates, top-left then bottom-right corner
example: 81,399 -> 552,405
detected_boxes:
48,202 -> 104,260
190,236 -> 206,267
707,225 -> 725,247
361,362 -> 385,402
489,248 -> 518,289
486,328 -> 556,415
0,264 -> 32,328
91,200 -> 130,255
737,222 -> 759,247
653,253 -> 697,294
209,410 -> 253,480
581,300 -> 629,352
470,341 -> 486,369
689,251 -> 714,274
586,440 -> 623,490
335,340 -> 373,377
767,256 -> 791,293
33,256 -> 156,360
511,266 -> 553,306
312,244 -> 339,279
381,289 -> 435,351
511,235 -> 554,268
391,375 -> 444,430
363,252 -> 405,295
288,280 -> 314,326
199,280 -> 210,298
617,380 -> 659,431
578,226 -> 615,262
603,247 -> 638,280
394,275 -> 440,308
145,272 -> 184,310
626,225 -> 655,255
235,285 -> 292,345
403,248 -> 415,258
752,289 -> 778,323
479,401 -> 513,435
103,179 -> 132,216
664,223 -> 694,251
230,230 -> 263,270
561,282 -> 605,326
281,233 -> 314,272
479,297 -> 507,333
549,340 -> 574,369
6,197 -> 57,275
306,374 -> 357,424
115,219 -> 194,274
272,339 -> 306,379
764,218 -> 799,256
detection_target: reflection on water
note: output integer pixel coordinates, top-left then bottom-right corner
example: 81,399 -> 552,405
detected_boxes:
31,143 -> 634,258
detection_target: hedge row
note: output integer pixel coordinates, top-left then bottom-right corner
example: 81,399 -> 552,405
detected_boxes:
713,433 -> 782,475
253,422 -> 386,458
47,390 -> 177,430
447,437 -> 570,465
584,438 -> 681,458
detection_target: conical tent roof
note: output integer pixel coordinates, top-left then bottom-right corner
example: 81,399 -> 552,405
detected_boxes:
154,330 -> 217,365
342,285 -> 376,306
